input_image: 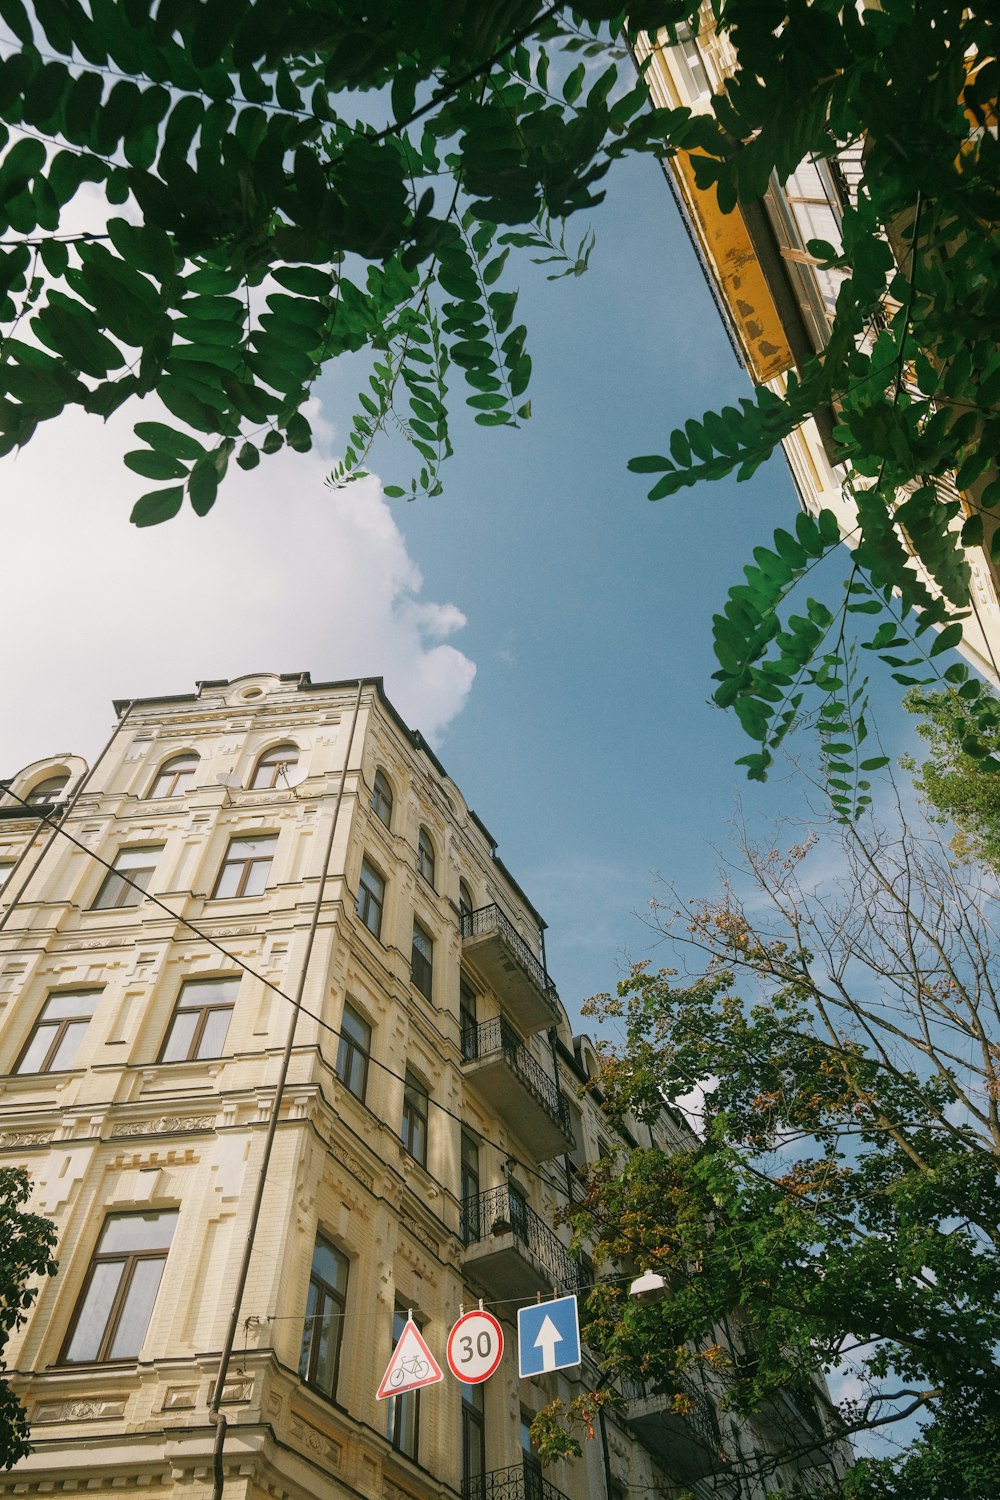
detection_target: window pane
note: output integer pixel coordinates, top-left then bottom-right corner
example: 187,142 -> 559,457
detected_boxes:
310,1288 -> 342,1394
64,1261 -> 122,1362
26,775 -> 68,804
229,834 -> 277,859
160,1011 -> 198,1063
241,860 -> 270,897
372,772 -> 393,826
16,1025 -> 58,1074
213,864 -> 242,899
41,991 -> 99,1021
313,1238 -> 349,1292
299,1278 -> 321,1381
48,1021 -> 90,1071
196,1007 -> 232,1058
92,873 -> 137,910
116,847 -> 161,871
99,1212 -> 177,1255
181,977 -> 240,1006
107,1257 -> 166,1359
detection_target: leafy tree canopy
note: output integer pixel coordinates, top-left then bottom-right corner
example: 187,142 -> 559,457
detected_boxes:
0,0 -> 996,798
904,685 -> 1000,867
541,818 -> 1000,1496
0,1168 -> 57,1468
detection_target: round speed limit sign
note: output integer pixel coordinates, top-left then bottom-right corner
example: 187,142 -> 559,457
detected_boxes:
446,1309 -> 504,1384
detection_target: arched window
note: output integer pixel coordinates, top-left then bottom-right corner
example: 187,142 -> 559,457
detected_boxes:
371,769 -> 393,828
459,881 -> 474,924
417,826 -> 435,888
25,774 -> 69,805
250,743 -> 299,790
149,752 -> 199,799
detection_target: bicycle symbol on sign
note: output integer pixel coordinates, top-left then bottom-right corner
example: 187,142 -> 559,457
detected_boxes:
389,1353 -> 429,1387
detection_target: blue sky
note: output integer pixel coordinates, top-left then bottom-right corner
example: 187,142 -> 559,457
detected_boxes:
1,145 -> 925,1024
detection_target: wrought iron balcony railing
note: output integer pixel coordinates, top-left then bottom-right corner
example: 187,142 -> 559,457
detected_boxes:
620,1370 -> 723,1461
461,1017 -> 572,1135
460,904 -> 556,998
463,1463 -> 569,1500
461,1184 -> 588,1296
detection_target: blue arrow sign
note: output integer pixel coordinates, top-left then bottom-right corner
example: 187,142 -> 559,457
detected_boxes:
517,1296 -> 581,1378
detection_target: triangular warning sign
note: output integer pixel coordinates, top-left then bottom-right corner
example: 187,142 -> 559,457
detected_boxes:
376,1319 -> 444,1400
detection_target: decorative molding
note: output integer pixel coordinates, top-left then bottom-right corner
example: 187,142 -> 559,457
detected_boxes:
221,1379 -> 253,1403
0,1131 -> 52,1149
161,1387 -> 198,1411
400,1219 -> 439,1261
289,1412 -> 342,1467
33,1397 -> 127,1422
111,1116 -> 215,1137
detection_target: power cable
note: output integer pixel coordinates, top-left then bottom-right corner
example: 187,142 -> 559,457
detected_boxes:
0,779 -> 576,1198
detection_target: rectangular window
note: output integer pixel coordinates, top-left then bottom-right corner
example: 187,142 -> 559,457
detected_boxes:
159,976 -> 239,1063
401,1070 -> 428,1166
211,833 -> 277,898
460,1132 -> 481,1244
462,1381 -> 486,1499
386,1303 -> 420,1458
336,1001 -> 371,1101
460,978 -> 478,1060
0,861 -> 13,891
61,1210 -> 177,1363
299,1234 -> 349,1401
356,858 -> 385,939
91,846 -> 162,910
16,989 -> 100,1074
411,920 -> 433,1001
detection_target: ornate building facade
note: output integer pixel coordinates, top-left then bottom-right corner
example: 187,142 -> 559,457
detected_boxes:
0,673 -> 844,1500
637,13 -> 1000,688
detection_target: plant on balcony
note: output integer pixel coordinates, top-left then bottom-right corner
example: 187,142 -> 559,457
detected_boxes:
536,804 -> 1000,1496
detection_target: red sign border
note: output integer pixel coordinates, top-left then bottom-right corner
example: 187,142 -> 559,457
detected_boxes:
446,1309 -> 505,1384
376,1319 -> 444,1400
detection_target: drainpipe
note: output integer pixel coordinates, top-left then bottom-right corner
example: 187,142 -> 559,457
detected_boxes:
207,680 -> 364,1500
0,701 -> 135,934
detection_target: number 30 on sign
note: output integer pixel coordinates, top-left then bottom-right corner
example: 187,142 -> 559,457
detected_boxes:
446,1309 -> 504,1384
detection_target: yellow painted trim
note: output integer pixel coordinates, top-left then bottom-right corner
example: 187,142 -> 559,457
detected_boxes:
673,151 -> 794,383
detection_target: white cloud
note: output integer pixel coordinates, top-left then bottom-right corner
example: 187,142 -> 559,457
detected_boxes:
1,399 -> 476,772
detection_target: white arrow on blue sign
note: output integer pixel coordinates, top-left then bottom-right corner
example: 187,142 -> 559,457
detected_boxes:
517,1295 -> 581,1378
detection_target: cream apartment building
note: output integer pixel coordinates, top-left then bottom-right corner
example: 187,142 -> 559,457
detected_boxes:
0,673 -> 844,1500
637,14 -> 1000,688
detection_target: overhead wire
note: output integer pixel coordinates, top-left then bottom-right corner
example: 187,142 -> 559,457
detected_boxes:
0,777 -> 579,1200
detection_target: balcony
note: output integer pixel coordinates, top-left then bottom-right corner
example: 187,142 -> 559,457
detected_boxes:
464,1465 -> 569,1500
621,1373 -> 726,1482
461,1185 -> 587,1303
461,1017 -> 574,1161
460,905 -> 560,1035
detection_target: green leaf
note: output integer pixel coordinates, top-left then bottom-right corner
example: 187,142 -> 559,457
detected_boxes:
929,622 -> 963,658
133,421 -> 205,461
124,448 -> 188,480
131,486 -> 184,527
188,456 -> 219,515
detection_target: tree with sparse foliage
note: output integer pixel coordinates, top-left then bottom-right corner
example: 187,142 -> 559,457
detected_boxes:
532,815 -> 1000,1497
0,1 -> 996,802
0,1168 -> 57,1469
